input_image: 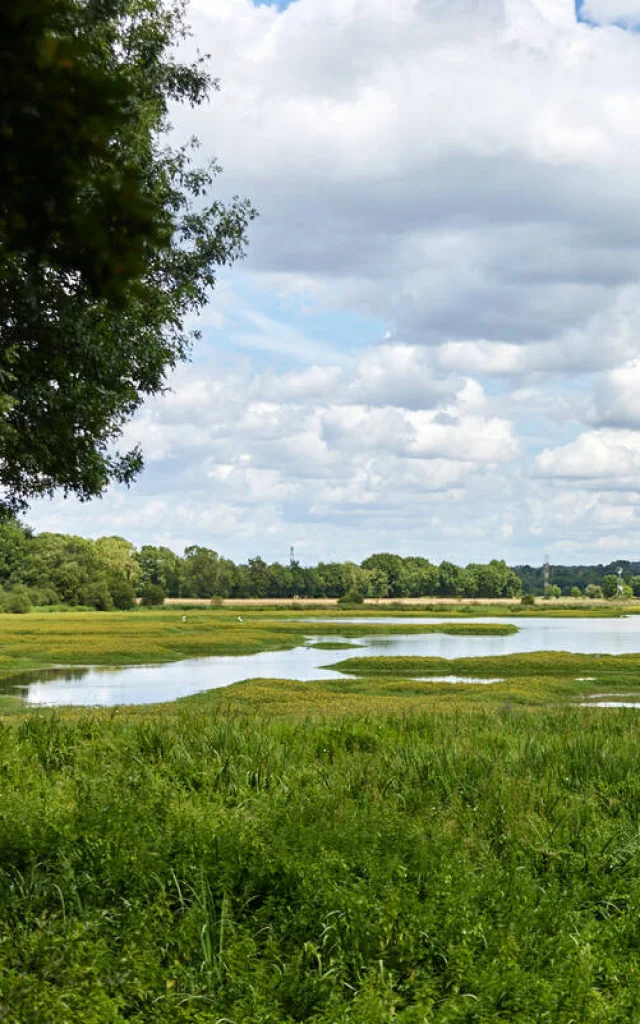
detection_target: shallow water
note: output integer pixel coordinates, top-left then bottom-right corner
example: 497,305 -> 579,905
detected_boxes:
580,701 -> 640,709
3,615 -> 640,708
412,676 -> 503,685
302,616 -> 640,655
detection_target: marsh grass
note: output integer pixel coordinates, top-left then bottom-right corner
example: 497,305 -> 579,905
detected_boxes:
3,704 -> 640,1022
5,610 -> 640,1020
0,610 -> 516,684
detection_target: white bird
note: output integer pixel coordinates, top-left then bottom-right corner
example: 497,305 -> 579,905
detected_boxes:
181,615 -> 186,622
237,615 -> 243,622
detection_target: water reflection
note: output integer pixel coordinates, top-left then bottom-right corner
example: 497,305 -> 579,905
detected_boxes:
3,615 -> 640,708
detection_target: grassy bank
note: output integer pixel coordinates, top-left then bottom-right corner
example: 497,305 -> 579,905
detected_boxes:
3,705 -> 640,1022
4,609 -> 640,1021
0,609 -> 515,683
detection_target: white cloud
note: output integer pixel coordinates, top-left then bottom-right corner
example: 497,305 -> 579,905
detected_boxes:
535,428 -> 640,481
593,358 -> 640,428
26,0 -> 640,563
581,1 -> 640,26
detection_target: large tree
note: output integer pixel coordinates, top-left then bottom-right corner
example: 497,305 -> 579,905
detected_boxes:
0,0 -> 255,513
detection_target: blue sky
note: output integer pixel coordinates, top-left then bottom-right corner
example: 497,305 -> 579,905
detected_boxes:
28,0 -> 640,566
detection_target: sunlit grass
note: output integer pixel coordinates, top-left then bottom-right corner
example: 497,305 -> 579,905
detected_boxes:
4,609 -> 640,1020
3,704 -> 640,1021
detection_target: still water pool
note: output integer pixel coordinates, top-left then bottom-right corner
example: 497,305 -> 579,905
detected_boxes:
3,615 -> 640,708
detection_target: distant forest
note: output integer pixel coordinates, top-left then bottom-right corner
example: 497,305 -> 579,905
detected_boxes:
0,519 -> 636,610
514,562 -> 640,597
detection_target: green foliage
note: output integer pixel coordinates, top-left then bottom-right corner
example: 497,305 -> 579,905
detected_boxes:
0,518 -> 635,606
338,587 -> 365,606
139,583 -> 166,607
5,706 -> 640,1020
26,586 -> 59,607
586,584 -> 603,599
520,593 -> 535,606
602,574 -> 620,599
514,561 -> 638,596
5,584 -> 31,613
108,577 -> 136,611
0,0 -> 255,513
79,577 -> 114,611
571,586 -> 582,598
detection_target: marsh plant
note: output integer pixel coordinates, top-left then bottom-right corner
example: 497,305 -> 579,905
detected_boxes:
3,705 -> 640,1022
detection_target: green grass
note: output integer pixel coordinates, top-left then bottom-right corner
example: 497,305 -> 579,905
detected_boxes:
5,609 -> 640,1021
4,706 -> 640,1022
0,609 -> 516,681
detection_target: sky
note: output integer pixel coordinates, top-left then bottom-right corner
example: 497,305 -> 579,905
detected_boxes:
27,0 -> 640,566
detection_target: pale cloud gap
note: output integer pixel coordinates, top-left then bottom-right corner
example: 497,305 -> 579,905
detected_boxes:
27,0 -> 640,563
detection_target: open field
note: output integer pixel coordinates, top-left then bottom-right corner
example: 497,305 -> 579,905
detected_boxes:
166,595 -> 640,610
4,609 -> 640,1021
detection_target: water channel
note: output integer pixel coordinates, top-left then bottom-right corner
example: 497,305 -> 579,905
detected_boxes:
3,615 -> 640,708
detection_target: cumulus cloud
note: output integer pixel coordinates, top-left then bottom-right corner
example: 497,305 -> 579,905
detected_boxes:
185,0 -> 640,352
535,428 -> 640,483
27,0 -> 640,563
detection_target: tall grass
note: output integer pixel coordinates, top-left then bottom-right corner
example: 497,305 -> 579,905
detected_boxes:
3,704 -> 640,1021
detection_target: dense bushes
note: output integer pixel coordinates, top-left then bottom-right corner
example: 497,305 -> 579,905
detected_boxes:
139,583 -> 166,607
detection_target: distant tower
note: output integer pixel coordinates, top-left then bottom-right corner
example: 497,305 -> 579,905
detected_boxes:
290,545 -> 295,567
543,554 -> 550,592
617,566 -> 624,597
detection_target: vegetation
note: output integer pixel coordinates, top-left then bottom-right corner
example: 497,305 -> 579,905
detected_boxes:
4,695 -> 640,1022
0,521 -> 529,607
0,0 -> 254,514
516,560 -> 640,596
3,608 -> 640,1019
0,610 -> 517,696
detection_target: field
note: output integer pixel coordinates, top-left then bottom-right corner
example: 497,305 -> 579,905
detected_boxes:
3,608 -> 640,1022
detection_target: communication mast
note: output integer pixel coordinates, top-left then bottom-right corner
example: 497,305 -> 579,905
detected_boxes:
543,554 -> 550,592
290,545 -> 295,567
617,566 -> 624,597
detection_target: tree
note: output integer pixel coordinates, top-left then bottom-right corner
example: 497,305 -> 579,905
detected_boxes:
361,554 -> 408,597
140,583 -> 165,607
438,561 -> 464,597
0,517 -> 32,586
585,584 -> 603,599
136,545 -> 181,596
0,0 -> 255,514
247,556 -> 270,599
181,546 -> 221,598
6,584 -> 31,614
369,569 -> 389,599
109,577 -> 136,610
94,537 -> 141,588
602,575 -> 619,599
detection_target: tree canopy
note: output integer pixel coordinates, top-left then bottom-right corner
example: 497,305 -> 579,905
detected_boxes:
0,0 -> 255,513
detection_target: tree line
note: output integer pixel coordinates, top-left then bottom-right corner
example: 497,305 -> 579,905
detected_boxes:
1,519 -> 637,612
0,521 -> 523,610
515,562 -> 640,598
